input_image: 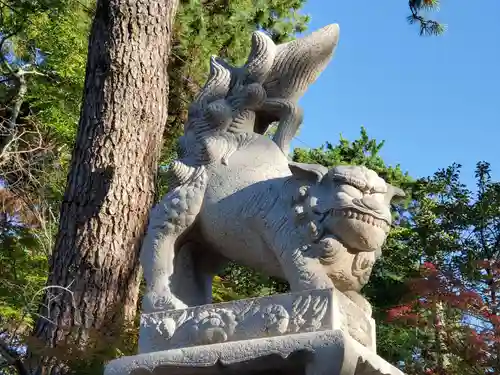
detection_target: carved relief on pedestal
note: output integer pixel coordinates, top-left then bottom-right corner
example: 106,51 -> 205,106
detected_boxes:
140,289 -> 332,351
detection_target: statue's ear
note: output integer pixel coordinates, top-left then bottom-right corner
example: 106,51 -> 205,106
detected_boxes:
385,184 -> 406,205
288,162 -> 329,183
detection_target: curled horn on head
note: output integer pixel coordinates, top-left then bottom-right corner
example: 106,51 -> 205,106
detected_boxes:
244,31 -> 277,83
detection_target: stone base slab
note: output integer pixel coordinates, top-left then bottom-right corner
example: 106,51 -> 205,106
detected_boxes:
105,330 -> 404,375
138,288 -> 376,354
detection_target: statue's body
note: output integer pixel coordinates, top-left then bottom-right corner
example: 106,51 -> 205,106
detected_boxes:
139,24 -> 404,326
199,136 -> 291,276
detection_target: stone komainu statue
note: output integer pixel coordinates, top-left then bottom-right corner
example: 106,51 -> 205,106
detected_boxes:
139,24 -> 405,323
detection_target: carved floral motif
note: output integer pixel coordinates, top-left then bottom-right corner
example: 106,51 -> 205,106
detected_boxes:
192,308 -> 237,344
140,291 -> 331,348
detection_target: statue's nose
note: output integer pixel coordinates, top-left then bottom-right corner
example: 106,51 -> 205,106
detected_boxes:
358,196 -> 386,215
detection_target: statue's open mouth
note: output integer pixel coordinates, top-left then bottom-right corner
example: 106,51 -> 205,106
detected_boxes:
331,208 -> 390,233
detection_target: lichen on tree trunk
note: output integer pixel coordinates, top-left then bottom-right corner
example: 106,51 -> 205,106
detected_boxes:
28,0 -> 179,373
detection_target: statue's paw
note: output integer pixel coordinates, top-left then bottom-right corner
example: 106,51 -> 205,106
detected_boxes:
316,277 -> 334,290
301,274 -> 334,291
143,288 -> 188,313
344,291 -> 372,317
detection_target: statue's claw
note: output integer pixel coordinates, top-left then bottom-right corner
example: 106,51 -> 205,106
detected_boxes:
143,287 -> 188,313
344,290 -> 373,317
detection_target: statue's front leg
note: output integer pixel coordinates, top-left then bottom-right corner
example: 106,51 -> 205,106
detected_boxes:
269,226 -> 333,292
170,241 -> 229,307
343,291 -> 373,317
140,170 -> 208,313
278,245 -> 334,292
140,234 -> 188,313
257,201 -> 333,292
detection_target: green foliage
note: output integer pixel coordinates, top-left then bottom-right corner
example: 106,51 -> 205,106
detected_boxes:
8,1 -> 91,143
0,0 -> 90,200
292,126 -> 410,185
214,264 -> 289,302
22,7 -> 91,142
385,162 -> 500,374
408,0 -> 447,36
377,323 -> 424,366
0,190 -> 50,338
0,3 -> 91,349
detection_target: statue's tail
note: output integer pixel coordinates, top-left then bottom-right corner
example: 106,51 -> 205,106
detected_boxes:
176,24 -> 340,167
254,24 -> 340,139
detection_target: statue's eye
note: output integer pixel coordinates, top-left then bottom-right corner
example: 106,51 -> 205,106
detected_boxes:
369,185 -> 387,195
337,184 -> 363,199
368,192 -> 385,205
332,175 -> 367,191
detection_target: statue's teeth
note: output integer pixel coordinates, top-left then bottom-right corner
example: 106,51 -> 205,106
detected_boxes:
333,209 -> 388,230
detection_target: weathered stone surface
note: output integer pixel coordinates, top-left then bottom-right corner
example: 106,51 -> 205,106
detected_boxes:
336,291 -> 377,353
105,330 -> 403,375
126,21 -> 409,375
138,23 -> 405,328
139,288 -> 376,354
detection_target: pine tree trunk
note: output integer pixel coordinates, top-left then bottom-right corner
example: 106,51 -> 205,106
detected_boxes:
29,0 -> 178,373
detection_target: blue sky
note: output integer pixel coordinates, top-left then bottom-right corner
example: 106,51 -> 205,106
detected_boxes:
293,1 -> 499,187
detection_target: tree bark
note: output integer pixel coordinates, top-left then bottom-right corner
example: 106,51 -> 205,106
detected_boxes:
28,0 -> 178,373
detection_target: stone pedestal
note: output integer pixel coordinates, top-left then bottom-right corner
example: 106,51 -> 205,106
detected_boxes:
104,289 -> 404,375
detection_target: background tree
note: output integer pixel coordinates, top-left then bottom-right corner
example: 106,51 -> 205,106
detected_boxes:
386,162 -> 500,374
0,3 -> 93,372
26,0 -> 181,374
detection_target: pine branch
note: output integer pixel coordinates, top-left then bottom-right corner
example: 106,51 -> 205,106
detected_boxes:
408,0 -> 446,36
